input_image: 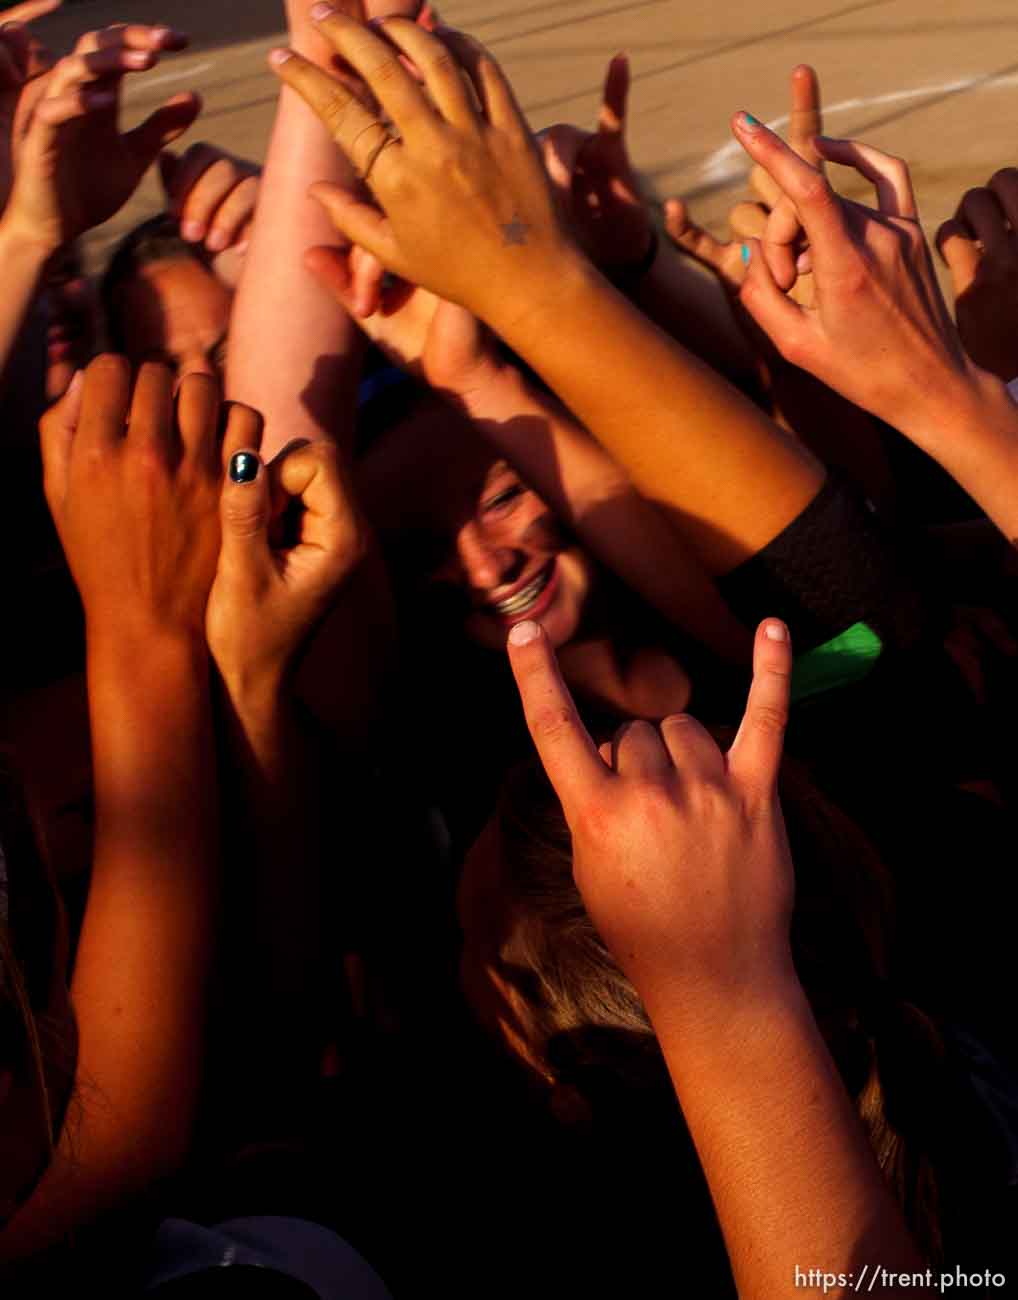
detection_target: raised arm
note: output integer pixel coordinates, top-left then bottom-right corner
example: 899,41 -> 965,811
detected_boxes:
270,14 -> 825,578
0,22 -> 197,391
204,432 -> 368,1125
1,358 -> 241,1258
732,116 -> 1018,543
226,0 -> 365,457
506,617 -> 933,1300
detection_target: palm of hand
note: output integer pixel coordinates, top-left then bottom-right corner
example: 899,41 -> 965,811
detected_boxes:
42,107 -> 146,242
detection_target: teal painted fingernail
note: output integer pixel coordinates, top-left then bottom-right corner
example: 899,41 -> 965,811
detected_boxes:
229,451 -> 260,484
741,242 -> 751,265
742,112 -> 760,129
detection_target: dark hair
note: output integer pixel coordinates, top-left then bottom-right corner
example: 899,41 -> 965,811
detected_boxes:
491,746 -> 953,1261
101,215 -> 211,353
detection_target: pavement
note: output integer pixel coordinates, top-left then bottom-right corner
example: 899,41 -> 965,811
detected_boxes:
25,0 -> 1018,282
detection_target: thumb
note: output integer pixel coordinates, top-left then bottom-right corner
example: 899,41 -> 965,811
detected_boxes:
123,92 -> 202,173
220,446 -> 272,578
727,618 -> 792,796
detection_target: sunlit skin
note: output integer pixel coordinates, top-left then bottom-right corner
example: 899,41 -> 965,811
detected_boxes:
113,256 -> 233,380
359,400 -> 597,652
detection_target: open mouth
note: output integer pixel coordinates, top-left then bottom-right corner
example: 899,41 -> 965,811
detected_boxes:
489,559 -> 559,623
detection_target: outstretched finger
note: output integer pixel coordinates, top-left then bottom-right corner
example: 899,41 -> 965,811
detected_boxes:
813,136 -> 917,220
123,92 -> 202,173
664,197 -> 746,287
305,5 -> 435,140
732,112 -> 856,281
598,52 -> 628,138
788,64 -> 823,170
727,619 -> 792,795
433,26 -> 527,136
371,16 -> 479,130
507,619 -> 611,821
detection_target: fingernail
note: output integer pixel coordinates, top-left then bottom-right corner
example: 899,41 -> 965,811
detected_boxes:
268,47 -> 294,67
229,451 -> 260,484
125,50 -> 151,68
740,112 -> 761,130
740,242 -> 751,266
235,239 -> 250,257
205,228 -> 229,252
796,251 -> 811,274
765,621 -> 788,642
310,2 -> 336,19
508,620 -> 540,647
181,220 -> 204,242
153,26 -> 185,42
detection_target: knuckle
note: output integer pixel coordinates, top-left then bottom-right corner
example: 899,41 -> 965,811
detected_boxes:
750,703 -> 788,737
797,172 -> 831,209
319,92 -> 353,137
531,704 -> 578,745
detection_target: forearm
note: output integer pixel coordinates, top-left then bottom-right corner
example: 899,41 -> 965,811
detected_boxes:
226,16 -> 363,458
0,218 -> 52,393
1,631 -> 218,1259
907,368 -> 1018,544
488,256 -> 825,576
650,981 -> 931,1300
458,362 -> 750,662
632,238 -> 758,385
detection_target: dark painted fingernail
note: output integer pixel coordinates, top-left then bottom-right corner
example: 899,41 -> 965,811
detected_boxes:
229,451 -> 260,484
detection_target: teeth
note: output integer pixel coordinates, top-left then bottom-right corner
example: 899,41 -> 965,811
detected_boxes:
494,566 -> 552,616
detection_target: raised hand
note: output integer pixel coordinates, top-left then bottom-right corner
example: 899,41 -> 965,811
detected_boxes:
307,242 -> 499,392
539,53 -> 653,271
206,434 -> 366,695
0,5 -> 56,208
730,116 -> 976,438
160,142 -> 260,254
39,356 -> 239,641
268,9 -> 574,324
937,170 -> 1018,382
507,616 -> 796,1017
5,24 -> 200,254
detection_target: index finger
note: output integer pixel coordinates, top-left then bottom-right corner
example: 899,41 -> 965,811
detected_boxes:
727,619 -> 792,795
507,619 -> 611,820
732,113 -> 857,280
788,64 -> 823,169
269,46 -> 402,181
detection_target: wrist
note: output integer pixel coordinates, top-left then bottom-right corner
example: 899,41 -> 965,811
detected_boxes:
640,955 -> 807,1054
88,622 -> 209,692
0,211 -> 59,272
488,248 -> 604,353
